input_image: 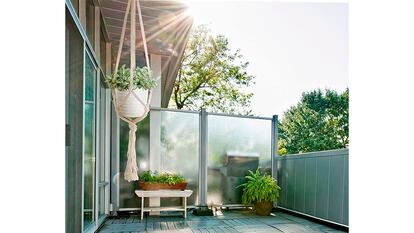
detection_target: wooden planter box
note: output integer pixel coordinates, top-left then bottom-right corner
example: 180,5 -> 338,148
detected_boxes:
138,181 -> 188,190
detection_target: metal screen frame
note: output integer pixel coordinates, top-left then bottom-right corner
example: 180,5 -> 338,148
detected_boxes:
112,107 -> 278,210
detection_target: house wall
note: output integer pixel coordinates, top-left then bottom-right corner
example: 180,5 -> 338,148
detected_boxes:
276,149 -> 349,226
66,8 -> 85,233
65,0 -> 112,232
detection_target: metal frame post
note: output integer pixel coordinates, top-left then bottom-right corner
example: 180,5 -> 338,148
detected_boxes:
110,100 -> 120,215
193,108 -> 213,215
199,108 -> 208,206
271,115 -> 278,179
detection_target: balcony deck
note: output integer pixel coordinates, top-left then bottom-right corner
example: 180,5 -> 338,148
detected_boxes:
98,209 -> 347,233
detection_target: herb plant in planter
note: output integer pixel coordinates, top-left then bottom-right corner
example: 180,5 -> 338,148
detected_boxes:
138,170 -> 188,190
237,169 -> 281,216
106,65 -> 157,118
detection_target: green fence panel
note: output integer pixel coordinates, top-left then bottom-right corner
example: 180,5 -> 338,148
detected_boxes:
294,159 -> 306,212
304,158 -> 317,216
277,149 -> 348,226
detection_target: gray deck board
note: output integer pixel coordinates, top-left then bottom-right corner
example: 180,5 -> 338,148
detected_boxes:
98,210 -> 347,233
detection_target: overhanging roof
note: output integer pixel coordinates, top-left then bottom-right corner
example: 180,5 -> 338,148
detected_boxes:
100,0 -> 193,107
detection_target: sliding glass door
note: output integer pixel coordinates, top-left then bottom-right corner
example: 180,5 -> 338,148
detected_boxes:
83,50 -> 97,231
83,49 -> 109,232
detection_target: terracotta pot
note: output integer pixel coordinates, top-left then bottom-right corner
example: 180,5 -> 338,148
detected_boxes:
255,201 -> 273,216
138,181 -> 188,190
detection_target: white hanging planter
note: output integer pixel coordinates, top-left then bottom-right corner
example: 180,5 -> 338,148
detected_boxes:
116,89 -> 148,118
106,0 -> 155,182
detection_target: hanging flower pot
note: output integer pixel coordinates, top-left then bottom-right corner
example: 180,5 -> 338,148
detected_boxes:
115,89 -> 148,118
106,65 -> 157,118
108,0 -> 156,182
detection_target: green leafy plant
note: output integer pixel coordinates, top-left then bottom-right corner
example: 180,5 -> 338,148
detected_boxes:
140,170 -> 158,183
237,169 -> 281,205
139,170 -> 186,185
106,64 -> 157,91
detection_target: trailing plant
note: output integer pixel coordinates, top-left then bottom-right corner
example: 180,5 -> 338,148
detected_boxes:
140,170 -> 186,185
237,169 -> 281,205
106,64 -> 157,91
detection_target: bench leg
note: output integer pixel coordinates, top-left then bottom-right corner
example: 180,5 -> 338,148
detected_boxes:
141,197 -> 144,220
183,197 -> 187,219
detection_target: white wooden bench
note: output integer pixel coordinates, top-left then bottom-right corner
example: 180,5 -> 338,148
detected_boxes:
135,190 -> 193,220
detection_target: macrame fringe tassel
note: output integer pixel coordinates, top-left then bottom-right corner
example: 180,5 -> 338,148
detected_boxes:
124,123 -> 139,182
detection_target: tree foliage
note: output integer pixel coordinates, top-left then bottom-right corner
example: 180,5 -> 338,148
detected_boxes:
169,25 -> 255,115
278,88 -> 349,155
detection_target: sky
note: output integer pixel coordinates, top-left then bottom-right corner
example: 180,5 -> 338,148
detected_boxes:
185,1 -> 348,117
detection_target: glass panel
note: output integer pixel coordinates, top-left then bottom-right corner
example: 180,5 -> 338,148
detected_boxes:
160,111 -> 199,206
85,62 -> 94,101
86,0 -> 95,48
119,116 -> 150,208
207,115 -> 272,205
83,53 -> 96,230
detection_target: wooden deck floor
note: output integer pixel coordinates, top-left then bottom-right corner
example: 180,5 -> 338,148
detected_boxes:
98,209 -> 347,233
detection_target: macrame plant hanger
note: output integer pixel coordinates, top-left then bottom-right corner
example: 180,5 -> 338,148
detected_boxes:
112,0 -> 152,182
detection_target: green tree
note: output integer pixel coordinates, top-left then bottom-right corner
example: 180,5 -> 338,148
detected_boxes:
278,88 -> 349,155
169,25 -> 255,115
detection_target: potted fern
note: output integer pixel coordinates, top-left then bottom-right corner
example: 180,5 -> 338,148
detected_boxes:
237,169 -> 281,216
106,65 -> 157,118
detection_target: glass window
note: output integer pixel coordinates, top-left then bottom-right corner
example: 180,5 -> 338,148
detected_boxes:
86,0 -> 95,48
85,64 -> 94,101
207,115 -> 272,205
98,187 -> 105,217
100,17 -> 107,73
83,52 -> 96,230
